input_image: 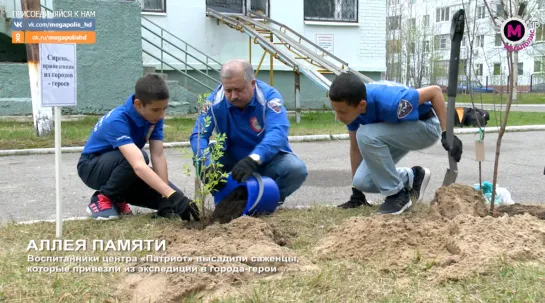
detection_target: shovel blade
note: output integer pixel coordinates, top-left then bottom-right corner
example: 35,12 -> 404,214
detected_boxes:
442,169 -> 458,187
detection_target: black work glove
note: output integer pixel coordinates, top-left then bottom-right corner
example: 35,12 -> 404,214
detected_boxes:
441,131 -> 463,162
178,201 -> 200,222
231,156 -> 259,182
156,191 -> 191,219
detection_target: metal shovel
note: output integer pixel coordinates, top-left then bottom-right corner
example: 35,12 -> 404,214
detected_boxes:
442,9 -> 465,187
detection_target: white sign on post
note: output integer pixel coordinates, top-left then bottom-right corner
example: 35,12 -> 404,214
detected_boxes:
316,34 -> 334,55
40,43 -> 77,107
39,43 -> 77,239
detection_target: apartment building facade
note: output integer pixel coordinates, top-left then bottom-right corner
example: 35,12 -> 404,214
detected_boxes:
385,0 -> 545,91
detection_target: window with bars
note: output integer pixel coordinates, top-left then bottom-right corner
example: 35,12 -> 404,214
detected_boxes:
141,0 -> 166,13
206,0 -> 244,14
304,0 -> 358,23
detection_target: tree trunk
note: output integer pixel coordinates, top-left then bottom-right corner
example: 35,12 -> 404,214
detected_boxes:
22,0 -> 53,137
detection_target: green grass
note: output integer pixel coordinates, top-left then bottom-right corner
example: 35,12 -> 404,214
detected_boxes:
447,92 -> 545,104
2,206 -> 545,302
1,110 -> 544,150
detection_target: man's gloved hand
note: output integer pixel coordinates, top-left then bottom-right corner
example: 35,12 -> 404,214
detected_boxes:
231,156 -> 259,182
441,131 -> 463,162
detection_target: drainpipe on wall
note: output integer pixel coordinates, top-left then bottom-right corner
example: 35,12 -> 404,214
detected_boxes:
22,0 -> 53,136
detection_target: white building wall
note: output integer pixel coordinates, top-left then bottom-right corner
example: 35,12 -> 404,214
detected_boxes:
386,0 -> 545,88
141,0 -> 386,73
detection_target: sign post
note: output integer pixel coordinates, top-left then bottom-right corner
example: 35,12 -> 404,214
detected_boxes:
39,43 -> 77,238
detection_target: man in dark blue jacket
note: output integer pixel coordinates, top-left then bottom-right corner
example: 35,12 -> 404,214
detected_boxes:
189,58 -> 308,206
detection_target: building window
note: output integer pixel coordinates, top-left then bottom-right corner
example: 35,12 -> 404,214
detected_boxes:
141,0 -> 166,13
388,16 -> 401,30
304,0 -> 358,23
436,7 -> 449,22
495,34 -> 503,46
493,63 -> 501,75
408,42 -> 415,54
434,34 -> 449,49
496,4 -> 504,17
423,15 -> 429,26
387,40 -> 401,53
476,35 -> 484,47
423,40 -> 430,52
535,57 -> 544,73
518,62 -> 524,75
475,64 -> 483,76
408,18 -> 416,29
388,0 -> 400,5
477,6 -> 485,19
536,24 -> 545,42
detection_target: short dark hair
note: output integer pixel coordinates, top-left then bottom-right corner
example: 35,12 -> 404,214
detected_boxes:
328,72 -> 366,107
134,74 -> 170,105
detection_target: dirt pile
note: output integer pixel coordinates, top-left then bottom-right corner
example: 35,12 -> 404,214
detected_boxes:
115,216 -> 317,303
314,183 -> 545,282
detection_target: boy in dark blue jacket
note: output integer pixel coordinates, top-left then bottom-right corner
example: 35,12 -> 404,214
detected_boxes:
329,72 -> 463,215
77,74 -> 197,220
190,59 -> 308,206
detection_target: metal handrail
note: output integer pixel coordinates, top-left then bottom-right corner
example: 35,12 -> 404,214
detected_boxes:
40,4 -> 52,12
141,16 -> 222,67
142,36 -> 219,84
247,10 -> 349,66
206,8 -> 298,69
141,24 -> 221,76
236,14 -> 342,75
244,11 -> 375,83
142,49 -> 217,91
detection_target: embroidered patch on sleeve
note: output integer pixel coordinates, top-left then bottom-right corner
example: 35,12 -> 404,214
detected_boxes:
397,99 -> 413,119
267,98 -> 283,114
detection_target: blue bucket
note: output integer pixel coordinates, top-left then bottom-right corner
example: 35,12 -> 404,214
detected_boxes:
213,173 -> 280,216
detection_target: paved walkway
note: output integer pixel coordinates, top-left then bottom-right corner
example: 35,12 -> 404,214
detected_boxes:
1,131 -> 543,224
